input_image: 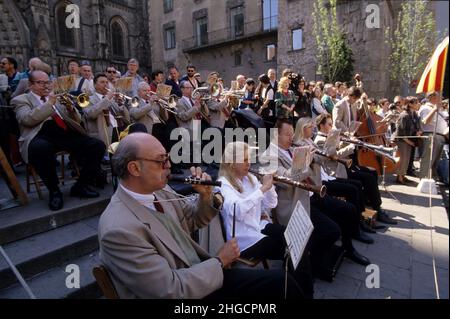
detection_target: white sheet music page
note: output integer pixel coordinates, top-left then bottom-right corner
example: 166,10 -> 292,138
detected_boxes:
323,128 -> 341,155
284,200 -> 314,270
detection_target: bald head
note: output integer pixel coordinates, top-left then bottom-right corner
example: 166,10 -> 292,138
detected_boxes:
112,133 -> 164,180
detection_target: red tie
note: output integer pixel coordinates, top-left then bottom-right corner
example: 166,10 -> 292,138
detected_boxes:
43,96 -> 68,131
153,195 -> 165,213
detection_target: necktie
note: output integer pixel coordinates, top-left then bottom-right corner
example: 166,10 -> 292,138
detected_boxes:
287,149 -> 293,159
153,195 -> 165,213
44,96 -> 68,131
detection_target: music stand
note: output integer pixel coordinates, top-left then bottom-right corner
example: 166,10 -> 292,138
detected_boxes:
380,156 -> 400,203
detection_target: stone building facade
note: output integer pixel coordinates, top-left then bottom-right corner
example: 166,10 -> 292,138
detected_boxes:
277,0 -> 403,98
148,0 -> 278,87
0,0 -> 151,76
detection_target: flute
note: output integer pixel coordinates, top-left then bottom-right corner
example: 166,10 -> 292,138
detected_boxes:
248,169 -> 326,198
168,175 -> 222,187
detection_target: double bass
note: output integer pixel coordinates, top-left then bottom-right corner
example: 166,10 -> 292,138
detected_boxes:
354,97 -> 400,175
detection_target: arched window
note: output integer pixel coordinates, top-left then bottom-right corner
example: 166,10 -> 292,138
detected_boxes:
111,22 -> 125,57
56,3 -> 76,48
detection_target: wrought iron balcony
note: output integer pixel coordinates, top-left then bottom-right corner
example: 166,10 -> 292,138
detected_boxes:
182,16 -> 278,53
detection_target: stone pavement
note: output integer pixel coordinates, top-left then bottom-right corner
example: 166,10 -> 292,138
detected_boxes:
314,174 -> 449,299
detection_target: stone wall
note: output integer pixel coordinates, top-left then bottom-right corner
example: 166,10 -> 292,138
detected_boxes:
277,0 -> 402,99
148,0 -> 276,84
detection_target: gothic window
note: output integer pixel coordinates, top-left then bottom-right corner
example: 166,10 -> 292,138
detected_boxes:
111,22 -> 125,57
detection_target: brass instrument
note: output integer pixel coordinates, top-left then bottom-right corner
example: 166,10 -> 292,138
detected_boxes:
191,84 -> 221,100
105,88 -> 137,107
144,91 -> 178,114
340,136 -> 399,164
56,92 -> 90,108
249,168 -> 327,197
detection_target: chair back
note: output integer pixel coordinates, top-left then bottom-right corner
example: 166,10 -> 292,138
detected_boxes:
92,265 -> 119,299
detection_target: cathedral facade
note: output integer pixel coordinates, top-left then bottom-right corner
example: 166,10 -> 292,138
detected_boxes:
0,0 -> 151,75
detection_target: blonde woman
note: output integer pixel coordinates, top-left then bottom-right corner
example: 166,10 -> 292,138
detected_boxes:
218,141 -> 314,298
275,76 -> 297,120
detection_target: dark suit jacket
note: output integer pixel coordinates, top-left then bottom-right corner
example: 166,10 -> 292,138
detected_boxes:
165,79 -> 182,98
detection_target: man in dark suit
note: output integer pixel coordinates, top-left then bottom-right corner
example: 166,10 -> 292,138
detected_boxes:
165,66 -> 182,98
11,71 -> 105,211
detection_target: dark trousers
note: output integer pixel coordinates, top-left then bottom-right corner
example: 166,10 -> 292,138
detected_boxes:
205,268 -> 304,299
311,194 -> 359,251
309,206 -> 341,271
240,223 -> 314,299
347,165 -> 382,210
28,121 -> 105,192
323,178 -> 365,214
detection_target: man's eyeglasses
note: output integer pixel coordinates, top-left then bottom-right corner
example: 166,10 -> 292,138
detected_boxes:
31,81 -> 52,86
106,70 -> 116,73
136,154 -> 170,168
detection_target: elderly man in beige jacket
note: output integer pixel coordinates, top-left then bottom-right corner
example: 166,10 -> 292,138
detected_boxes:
98,133 -> 304,299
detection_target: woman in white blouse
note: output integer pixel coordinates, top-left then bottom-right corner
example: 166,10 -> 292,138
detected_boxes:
218,141 -> 285,260
218,141 -> 314,298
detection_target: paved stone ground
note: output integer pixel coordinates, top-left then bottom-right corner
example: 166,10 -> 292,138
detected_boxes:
314,174 -> 449,299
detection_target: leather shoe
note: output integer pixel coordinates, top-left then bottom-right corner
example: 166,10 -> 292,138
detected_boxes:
360,221 -> 376,233
345,249 -> 371,266
353,231 -> 374,244
70,183 -> 100,198
377,209 -> 397,225
49,190 -> 64,211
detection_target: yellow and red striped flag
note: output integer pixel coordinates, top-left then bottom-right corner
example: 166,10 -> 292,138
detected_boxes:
416,36 -> 448,94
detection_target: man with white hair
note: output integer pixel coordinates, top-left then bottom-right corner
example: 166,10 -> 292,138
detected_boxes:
122,58 -> 144,97
129,81 -> 167,134
236,74 -> 246,90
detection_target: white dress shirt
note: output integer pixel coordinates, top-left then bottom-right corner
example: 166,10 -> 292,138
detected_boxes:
120,184 -> 157,212
218,174 -> 277,251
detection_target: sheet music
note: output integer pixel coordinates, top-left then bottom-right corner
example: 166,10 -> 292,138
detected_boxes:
323,128 -> 341,155
292,146 -> 311,173
284,200 -> 314,270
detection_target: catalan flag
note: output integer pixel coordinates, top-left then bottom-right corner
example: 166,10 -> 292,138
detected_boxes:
416,36 -> 448,94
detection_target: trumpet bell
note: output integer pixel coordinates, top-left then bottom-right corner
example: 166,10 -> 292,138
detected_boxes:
77,93 -> 90,108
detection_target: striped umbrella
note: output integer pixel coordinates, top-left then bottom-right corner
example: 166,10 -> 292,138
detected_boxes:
416,36 -> 449,94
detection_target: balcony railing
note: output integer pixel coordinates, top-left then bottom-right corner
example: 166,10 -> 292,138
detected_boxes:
182,16 -> 278,52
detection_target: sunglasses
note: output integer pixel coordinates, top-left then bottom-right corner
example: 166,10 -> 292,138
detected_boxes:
106,70 -> 116,73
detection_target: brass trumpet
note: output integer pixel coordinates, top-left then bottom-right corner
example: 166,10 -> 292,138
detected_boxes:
56,92 -> 90,108
144,91 -> 178,114
105,88 -> 137,106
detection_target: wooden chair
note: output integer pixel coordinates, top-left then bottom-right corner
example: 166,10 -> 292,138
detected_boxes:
92,265 -> 119,299
26,151 -> 79,199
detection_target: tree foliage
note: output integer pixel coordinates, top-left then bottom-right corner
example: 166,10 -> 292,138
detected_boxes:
312,0 -> 354,84
385,0 -> 437,94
